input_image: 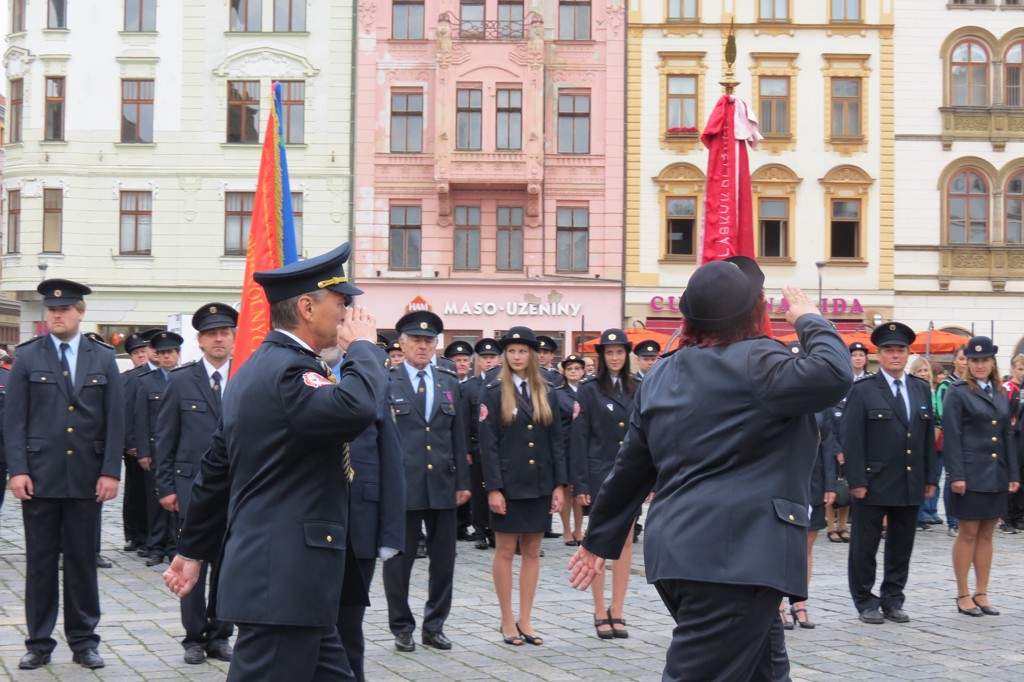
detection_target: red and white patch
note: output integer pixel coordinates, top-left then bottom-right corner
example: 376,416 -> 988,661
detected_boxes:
302,372 -> 334,388
478,404 -> 489,422
572,401 -> 581,420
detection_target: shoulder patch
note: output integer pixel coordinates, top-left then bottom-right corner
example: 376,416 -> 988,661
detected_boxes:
303,371 -> 334,388
16,336 -> 44,348
478,403 -> 489,422
435,365 -> 458,378
171,360 -> 198,372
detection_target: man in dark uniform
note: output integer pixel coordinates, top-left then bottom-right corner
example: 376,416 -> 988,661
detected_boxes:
121,332 -> 154,555
463,338 -> 501,549
6,279 -> 124,670
155,304 -> 238,664
383,311 -> 470,653
843,322 -> 938,624
164,243 -> 386,681
633,340 -> 660,381
536,335 -> 562,388
445,340 -> 475,540
135,330 -> 183,567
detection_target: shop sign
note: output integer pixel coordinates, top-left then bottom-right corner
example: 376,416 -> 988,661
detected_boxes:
649,295 -> 864,315
443,301 -> 583,317
406,296 -> 432,312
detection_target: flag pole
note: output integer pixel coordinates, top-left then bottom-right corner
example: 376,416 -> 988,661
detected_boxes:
720,19 -> 739,94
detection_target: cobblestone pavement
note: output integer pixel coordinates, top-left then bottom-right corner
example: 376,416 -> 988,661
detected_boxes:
3,493 -> 1024,680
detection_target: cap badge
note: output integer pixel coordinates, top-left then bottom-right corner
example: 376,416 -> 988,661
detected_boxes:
54,289 -> 62,298
317,276 -> 349,289
889,324 -> 896,331
420,322 -> 428,330
209,306 -> 217,314
160,333 -> 167,338
513,333 -> 521,339
975,345 -> 982,352
608,333 -> 617,341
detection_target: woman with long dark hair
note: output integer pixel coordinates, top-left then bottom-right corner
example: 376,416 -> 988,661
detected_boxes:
478,327 -> 567,646
571,329 -> 639,639
568,257 -> 851,680
944,336 -> 1020,617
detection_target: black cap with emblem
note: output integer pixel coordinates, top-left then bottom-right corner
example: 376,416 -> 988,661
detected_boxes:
536,335 -> 558,353
192,302 -> 238,332
387,339 -> 402,353
679,256 -> 765,332
870,322 -> 916,348
634,340 -> 661,357
964,335 -> 997,358
141,328 -> 164,343
395,310 -> 443,338
596,328 -> 633,353
474,339 -> 500,356
150,331 -> 184,352
561,354 -> 585,369
124,332 -> 148,353
849,341 -> 869,354
444,341 -> 473,359
253,243 -> 362,304
500,326 -> 540,351
37,278 -> 92,307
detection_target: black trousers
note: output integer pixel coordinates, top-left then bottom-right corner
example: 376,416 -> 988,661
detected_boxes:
142,467 -> 175,555
848,503 -> 918,612
181,555 -> 233,649
229,623 -> 354,682
654,579 -> 789,682
22,497 -> 102,654
469,453 -> 489,536
382,508 -> 456,635
121,453 -> 148,545
1007,464 -> 1024,523
338,557 -> 376,682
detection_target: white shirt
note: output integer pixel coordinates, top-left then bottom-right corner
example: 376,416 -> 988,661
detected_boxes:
881,370 -> 911,420
50,333 -> 81,384
512,373 -> 529,398
403,361 -> 434,414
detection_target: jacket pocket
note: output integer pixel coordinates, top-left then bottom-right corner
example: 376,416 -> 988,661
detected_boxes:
868,409 -> 892,421
303,521 -> 345,550
441,403 -> 456,415
30,370 -> 57,385
361,482 -> 380,502
27,438 -> 42,453
391,404 -> 411,417
174,462 -> 194,478
771,498 -> 809,528
182,400 -> 208,413
85,374 -> 108,387
865,460 -> 883,474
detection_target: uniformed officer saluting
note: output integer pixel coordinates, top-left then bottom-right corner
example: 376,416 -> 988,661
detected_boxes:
163,244 -> 387,681
155,303 -> 239,665
842,321 -> 938,625
383,310 -> 470,653
7,279 -> 125,671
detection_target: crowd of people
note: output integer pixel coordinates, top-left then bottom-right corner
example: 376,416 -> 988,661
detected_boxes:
1,245 -> 1023,681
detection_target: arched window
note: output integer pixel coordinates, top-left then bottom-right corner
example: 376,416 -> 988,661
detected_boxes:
951,40 -> 989,107
947,169 -> 989,244
1007,171 -> 1024,244
1006,42 -> 1022,108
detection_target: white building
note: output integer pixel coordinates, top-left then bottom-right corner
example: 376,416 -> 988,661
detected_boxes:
2,0 -> 355,344
894,0 -> 1024,365
624,1 -> 896,337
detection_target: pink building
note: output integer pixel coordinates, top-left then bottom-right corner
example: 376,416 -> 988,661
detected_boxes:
353,0 -> 625,354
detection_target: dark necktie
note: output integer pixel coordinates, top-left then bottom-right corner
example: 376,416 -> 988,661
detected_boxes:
211,370 -> 222,405
894,379 -> 907,420
59,342 -> 73,392
416,370 -> 428,414
520,381 -> 529,400
985,384 -> 994,399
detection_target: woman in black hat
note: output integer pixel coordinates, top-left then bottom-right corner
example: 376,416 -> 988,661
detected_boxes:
478,326 -> 567,646
570,329 -> 640,639
555,355 -> 587,546
943,336 -> 1020,617
568,257 -> 851,681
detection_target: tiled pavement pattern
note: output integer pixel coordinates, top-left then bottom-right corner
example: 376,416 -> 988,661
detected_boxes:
2,494 -> 1024,681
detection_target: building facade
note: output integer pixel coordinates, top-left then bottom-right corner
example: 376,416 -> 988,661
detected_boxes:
624,1 -> 896,338
2,0 -> 355,345
893,0 -> 1024,365
352,0 -> 626,353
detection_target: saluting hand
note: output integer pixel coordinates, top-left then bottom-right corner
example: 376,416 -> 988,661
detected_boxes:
568,546 -> 605,591
96,476 -> 119,503
337,305 -> 378,351
9,474 -> 33,500
781,286 -> 819,326
163,555 -> 201,598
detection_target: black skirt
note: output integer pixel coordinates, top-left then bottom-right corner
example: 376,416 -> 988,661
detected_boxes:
490,496 -> 550,534
948,490 -> 1007,521
809,504 -> 826,531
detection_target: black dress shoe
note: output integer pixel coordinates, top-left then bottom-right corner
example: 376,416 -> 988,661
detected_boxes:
883,607 -> 910,623
137,547 -> 151,557
72,648 -> 105,669
415,544 -> 428,559
184,645 -> 205,664
207,640 -> 233,661
96,554 -> 113,569
456,528 -> 474,541
18,651 -> 51,670
474,538 -> 490,550
123,540 -> 140,552
543,531 -> 561,539
145,553 -> 166,567
857,607 -> 884,624
395,632 -> 416,652
422,630 -> 452,650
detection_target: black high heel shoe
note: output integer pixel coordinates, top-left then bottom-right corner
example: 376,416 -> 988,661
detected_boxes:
790,606 -> 815,629
973,593 -> 1000,616
779,607 -> 794,630
956,594 -> 983,617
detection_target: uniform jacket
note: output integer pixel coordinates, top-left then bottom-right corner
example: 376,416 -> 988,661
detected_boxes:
121,363 -> 151,453
174,333 -> 387,627
581,315 -> 851,600
942,382 -> 1019,493
154,361 -> 221,516
4,334 -> 124,498
811,410 -> 839,504
387,364 -> 469,510
841,372 -> 938,506
477,378 -> 568,500
347,400 -> 407,560
460,373 -> 485,458
0,366 -> 10,468
570,379 -> 637,497
555,382 -> 583,458
134,367 -> 169,462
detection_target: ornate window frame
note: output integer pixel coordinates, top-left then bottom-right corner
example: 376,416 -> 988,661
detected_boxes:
654,163 -> 704,263
819,165 -> 873,266
750,53 -> 798,154
751,164 -> 801,263
822,53 -> 871,155
657,51 -> 707,154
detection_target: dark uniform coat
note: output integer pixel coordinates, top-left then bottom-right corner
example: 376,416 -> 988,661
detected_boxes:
942,382 -> 1020,493
811,410 -> 839,504
477,379 -> 568,500
134,367 -> 169,465
174,333 -> 387,627
0,366 -> 9,508
347,400 -> 406,560
154,361 -> 221,517
842,373 -> 938,506
122,363 -> 152,454
570,380 -> 636,498
581,315 -> 850,600
387,365 -> 470,510
5,335 -> 124,497
554,382 -> 583,458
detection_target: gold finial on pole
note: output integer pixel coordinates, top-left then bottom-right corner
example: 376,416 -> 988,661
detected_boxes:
719,18 -> 740,94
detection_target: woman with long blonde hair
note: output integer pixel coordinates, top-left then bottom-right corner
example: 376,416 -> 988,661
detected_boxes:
478,326 -> 567,646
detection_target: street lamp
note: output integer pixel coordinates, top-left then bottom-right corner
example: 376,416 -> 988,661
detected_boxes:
37,261 -> 48,328
815,261 -> 826,314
